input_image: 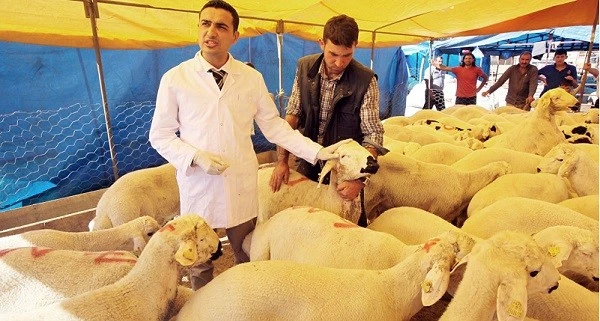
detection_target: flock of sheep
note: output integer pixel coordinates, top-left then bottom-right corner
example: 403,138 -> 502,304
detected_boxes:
0,87 -> 598,320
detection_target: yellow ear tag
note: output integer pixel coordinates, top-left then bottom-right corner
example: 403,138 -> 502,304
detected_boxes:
547,245 -> 561,257
421,280 -> 432,293
507,301 -> 524,318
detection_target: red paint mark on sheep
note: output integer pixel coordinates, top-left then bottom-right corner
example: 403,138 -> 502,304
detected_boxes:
307,207 -> 322,213
94,251 -> 137,265
159,224 -> 175,232
286,177 -> 309,186
0,248 -> 18,257
422,238 -> 440,253
31,247 -> 53,258
333,222 -> 358,228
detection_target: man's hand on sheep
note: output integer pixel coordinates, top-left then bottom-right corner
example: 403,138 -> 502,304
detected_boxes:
193,150 -> 229,175
315,139 -> 353,161
336,179 -> 365,200
269,161 -> 290,192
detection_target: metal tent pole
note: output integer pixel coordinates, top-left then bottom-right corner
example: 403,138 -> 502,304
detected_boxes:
84,0 -> 119,181
276,20 -> 285,115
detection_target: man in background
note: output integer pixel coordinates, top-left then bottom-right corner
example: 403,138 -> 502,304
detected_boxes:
423,56 -> 447,110
482,51 -> 538,110
538,48 -> 578,97
434,53 -> 488,105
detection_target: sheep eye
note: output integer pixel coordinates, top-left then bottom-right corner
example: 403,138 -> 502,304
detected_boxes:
556,158 -> 563,162
530,270 -> 539,277
147,232 -> 155,237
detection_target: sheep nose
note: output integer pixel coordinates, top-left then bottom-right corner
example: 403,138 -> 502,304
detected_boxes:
593,276 -> 599,282
548,283 -> 559,293
361,156 -> 379,174
536,168 -> 541,173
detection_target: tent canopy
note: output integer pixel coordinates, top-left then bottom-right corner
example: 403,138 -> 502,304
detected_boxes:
0,0 -> 595,49
434,26 -> 599,57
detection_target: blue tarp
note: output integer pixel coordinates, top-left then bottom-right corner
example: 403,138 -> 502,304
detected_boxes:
0,34 -> 408,210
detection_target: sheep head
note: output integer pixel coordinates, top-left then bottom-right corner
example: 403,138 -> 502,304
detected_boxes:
129,216 -> 161,255
533,87 -> 578,113
317,140 -> 379,187
469,231 -> 560,321
536,143 -> 577,175
418,231 -> 475,306
534,225 -> 599,281
157,214 -> 221,267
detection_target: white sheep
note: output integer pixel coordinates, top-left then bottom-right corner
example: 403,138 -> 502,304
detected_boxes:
0,216 -> 160,254
467,173 -> 574,217
383,124 -> 483,149
174,233 -> 473,321
451,147 -> 543,174
462,197 -> 598,239
383,136 -> 422,155
560,124 -> 598,144
558,195 -> 599,220
572,142 -> 599,162
537,143 -> 599,196
439,231 -> 561,321
483,87 -> 579,155
494,105 -> 529,115
526,276 -> 598,321
250,206 -> 474,270
257,140 -> 378,224
404,142 -> 472,165
443,105 -> 491,122
89,163 -> 179,231
364,153 -> 510,222
367,207 -> 462,245
0,214 -> 221,321
531,225 -> 599,283
0,248 -> 137,313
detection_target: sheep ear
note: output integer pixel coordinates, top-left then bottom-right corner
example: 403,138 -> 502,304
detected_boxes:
557,156 -> 577,178
175,239 -> 198,266
421,264 -> 450,306
546,242 -> 573,268
496,277 -> 528,321
317,159 -> 336,188
451,253 -> 469,274
131,236 -> 147,256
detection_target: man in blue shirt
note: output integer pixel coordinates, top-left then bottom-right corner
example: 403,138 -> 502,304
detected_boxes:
538,49 -> 578,97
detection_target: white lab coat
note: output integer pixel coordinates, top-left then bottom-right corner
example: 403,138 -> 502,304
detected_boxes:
149,52 -> 321,228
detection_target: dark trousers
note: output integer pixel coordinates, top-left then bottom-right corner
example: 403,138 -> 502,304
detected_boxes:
455,96 -> 477,105
423,88 -> 445,111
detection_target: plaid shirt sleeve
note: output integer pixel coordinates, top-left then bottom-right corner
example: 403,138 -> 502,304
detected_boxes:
285,72 -> 302,117
360,76 -> 384,146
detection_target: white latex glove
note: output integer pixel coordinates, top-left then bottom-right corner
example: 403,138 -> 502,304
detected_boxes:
192,150 -> 229,175
316,139 -> 353,161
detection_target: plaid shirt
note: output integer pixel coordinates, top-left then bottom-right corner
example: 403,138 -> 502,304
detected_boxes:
286,62 -> 383,146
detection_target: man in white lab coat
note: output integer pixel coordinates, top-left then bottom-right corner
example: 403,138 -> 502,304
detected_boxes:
149,0 -> 345,289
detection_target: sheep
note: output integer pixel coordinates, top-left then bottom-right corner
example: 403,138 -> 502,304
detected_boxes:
404,142 -> 472,165
89,163 -> 179,231
526,276 -> 598,321
174,233 -> 474,321
0,214 -> 222,321
483,87 -> 578,155
451,147 -> 543,174
367,207 -> 462,245
382,115 -> 413,126
462,197 -> 598,239
560,123 -> 598,144
250,206 -> 474,270
572,142 -> 599,162
537,143 -> 599,196
364,152 -> 510,222
383,124 -> 483,149
494,105 -> 529,114
0,216 -> 160,254
0,248 -> 137,313
467,173 -> 574,217
439,231 -> 561,321
256,140 -> 379,224
584,109 -> 599,124
531,225 -> 599,284
383,136 -> 422,155
558,195 -> 599,220
443,105 -> 491,121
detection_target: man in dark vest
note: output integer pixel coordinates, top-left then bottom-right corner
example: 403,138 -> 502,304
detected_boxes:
269,14 -> 384,223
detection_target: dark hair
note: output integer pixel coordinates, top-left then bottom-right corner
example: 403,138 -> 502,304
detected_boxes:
554,49 -> 568,56
245,62 -> 255,69
559,78 -> 573,88
323,15 -> 359,47
200,0 -> 239,31
460,53 -> 476,67
519,51 -> 532,58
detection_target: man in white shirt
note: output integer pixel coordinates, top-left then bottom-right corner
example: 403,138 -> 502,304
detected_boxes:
149,0 -> 345,289
423,56 -> 447,110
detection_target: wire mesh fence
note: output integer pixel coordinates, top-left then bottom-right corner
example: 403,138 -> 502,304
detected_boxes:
0,101 -> 278,212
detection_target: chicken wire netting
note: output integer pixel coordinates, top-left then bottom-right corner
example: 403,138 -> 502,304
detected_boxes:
0,101 -> 277,212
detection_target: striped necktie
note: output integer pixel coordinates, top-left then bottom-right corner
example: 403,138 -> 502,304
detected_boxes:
210,69 -> 226,90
